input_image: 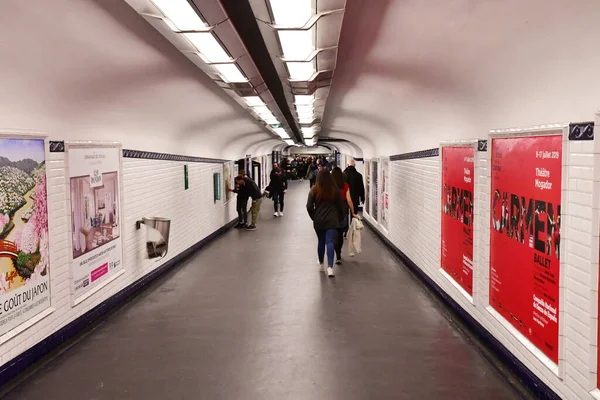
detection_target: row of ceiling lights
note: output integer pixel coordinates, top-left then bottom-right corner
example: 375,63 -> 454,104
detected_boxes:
135,0 -> 345,147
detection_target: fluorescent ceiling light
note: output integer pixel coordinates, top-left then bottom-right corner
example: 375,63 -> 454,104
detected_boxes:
263,118 -> 279,124
214,63 -> 247,83
252,106 -> 271,114
184,33 -> 231,63
151,0 -> 206,32
244,96 -> 265,107
286,62 -> 315,81
284,139 -> 295,146
258,111 -> 276,120
298,112 -> 314,119
278,29 -> 314,60
299,115 -> 314,123
296,105 -> 313,113
295,94 -> 314,105
269,0 -> 312,27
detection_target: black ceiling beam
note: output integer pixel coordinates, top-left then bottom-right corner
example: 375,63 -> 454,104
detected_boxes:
219,0 -> 302,143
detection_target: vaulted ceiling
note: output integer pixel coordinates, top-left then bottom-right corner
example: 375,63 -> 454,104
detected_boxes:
323,0 -> 600,157
1,0 -> 599,160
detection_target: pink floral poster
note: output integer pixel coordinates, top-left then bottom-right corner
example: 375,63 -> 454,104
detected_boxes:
0,138 -> 50,334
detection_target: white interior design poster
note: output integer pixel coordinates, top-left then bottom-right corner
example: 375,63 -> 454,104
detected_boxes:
68,145 -> 123,301
224,162 -> 234,203
371,160 -> 379,221
0,137 -> 50,334
380,158 -> 389,229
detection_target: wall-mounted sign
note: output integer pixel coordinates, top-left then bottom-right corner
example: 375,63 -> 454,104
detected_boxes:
441,146 -> 474,295
184,165 -> 189,190
489,134 -> 562,363
67,144 -> 124,302
0,137 -> 51,334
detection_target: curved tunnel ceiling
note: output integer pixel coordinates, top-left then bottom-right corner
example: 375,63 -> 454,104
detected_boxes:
2,0 -> 598,161
322,0 -> 600,158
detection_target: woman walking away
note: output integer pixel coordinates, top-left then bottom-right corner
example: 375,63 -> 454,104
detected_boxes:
331,167 -> 359,264
307,169 -> 344,277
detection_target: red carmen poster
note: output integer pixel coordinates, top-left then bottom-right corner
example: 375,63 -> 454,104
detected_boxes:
441,146 -> 474,295
490,134 -> 561,363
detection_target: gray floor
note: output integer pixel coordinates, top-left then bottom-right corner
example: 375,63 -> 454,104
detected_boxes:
5,181 -> 521,399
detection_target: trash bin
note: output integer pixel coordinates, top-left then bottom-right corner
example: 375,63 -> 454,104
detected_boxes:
136,217 -> 171,259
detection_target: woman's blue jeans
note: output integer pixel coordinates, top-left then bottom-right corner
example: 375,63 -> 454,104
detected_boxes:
316,228 -> 337,267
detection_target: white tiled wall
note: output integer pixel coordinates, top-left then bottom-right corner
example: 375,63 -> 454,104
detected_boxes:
0,150 -> 239,368
359,117 -> 600,400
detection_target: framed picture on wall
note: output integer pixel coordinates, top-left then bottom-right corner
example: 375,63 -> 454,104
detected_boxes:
214,172 -> 221,202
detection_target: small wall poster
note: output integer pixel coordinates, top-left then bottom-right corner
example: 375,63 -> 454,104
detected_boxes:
224,162 -> 234,203
441,146 -> 474,295
371,160 -> 379,221
380,158 -> 390,229
489,134 -> 562,363
214,172 -> 221,202
68,144 -> 124,301
0,137 -> 51,334
365,160 -> 370,215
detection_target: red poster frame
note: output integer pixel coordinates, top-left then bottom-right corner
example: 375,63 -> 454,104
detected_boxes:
441,145 -> 475,296
489,133 -> 562,363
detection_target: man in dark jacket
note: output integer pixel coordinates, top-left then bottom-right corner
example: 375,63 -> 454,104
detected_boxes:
229,171 -> 249,228
269,166 -> 288,217
343,159 -> 365,215
235,174 -> 262,230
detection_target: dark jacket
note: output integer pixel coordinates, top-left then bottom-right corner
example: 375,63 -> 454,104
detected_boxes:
306,188 -> 344,230
236,177 -> 262,200
269,168 -> 288,192
343,166 -> 365,204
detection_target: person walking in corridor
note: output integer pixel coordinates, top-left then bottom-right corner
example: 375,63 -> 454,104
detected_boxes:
343,159 -> 365,215
235,174 -> 262,231
269,165 -> 288,217
331,167 -> 359,264
307,169 -> 344,277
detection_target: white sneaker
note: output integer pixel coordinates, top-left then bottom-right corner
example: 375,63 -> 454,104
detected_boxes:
349,252 -> 355,257
278,212 -> 283,217
327,267 -> 335,277
318,262 -> 325,272
274,212 -> 279,217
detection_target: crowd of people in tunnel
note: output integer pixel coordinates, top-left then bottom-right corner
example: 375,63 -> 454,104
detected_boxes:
228,155 -> 365,277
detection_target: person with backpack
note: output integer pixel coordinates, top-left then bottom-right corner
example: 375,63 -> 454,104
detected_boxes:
306,169 -> 344,277
331,167 -> 359,264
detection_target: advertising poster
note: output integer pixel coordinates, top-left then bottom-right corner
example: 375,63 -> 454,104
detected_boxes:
0,138 -> 50,334
380,158 -> 390,229
68,146 -> 123,301
365,160 -> 370,215
441,146 -> 474,295
261,156 -> 267,190
372,160 -> 379,221
224,162 -> 234,203
490,134 -> 562,362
